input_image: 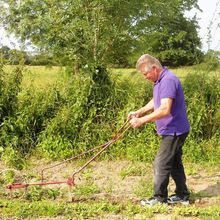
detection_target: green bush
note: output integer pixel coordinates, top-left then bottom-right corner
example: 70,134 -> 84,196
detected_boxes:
0,65 -> 22,122
1,145 -> 26,170
0,66 -> 220,166
194,50 -> 220,71
0,86 -> 62,154
182,73 -> 220,162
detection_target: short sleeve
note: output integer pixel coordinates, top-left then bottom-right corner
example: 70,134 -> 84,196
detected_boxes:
159,78 -> 177,99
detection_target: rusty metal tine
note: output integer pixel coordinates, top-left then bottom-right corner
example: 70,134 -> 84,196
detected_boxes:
7,181 -> 69,189
6,120 -> 131,192
41,140 -> 112,182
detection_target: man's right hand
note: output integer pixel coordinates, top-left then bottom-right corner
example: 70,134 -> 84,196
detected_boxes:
127,111 -> 139,120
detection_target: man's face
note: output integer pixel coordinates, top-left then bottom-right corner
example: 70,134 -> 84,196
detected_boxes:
139,64 -> 159,82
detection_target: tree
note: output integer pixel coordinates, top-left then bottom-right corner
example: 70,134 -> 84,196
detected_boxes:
0,46 -> 30,64
0,46 -> 11,60
132,13 -> 203,66
200,49 -> 220,70
1,1 -> 141,73
1,0 -> 201,70
0,0 -> 204,158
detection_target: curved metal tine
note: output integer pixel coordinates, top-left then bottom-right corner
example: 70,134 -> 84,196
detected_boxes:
41,140 -> 112,182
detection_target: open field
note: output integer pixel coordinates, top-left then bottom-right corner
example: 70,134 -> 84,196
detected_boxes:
4,65 -> 219,90
3,65 -> 66,89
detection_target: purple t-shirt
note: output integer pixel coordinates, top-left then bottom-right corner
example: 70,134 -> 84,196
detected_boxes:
153,67 -> 190,135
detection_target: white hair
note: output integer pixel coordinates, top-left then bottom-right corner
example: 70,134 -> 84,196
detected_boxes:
136,54 -> 162,70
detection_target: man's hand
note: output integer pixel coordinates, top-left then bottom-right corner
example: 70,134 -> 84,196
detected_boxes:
127,111 -> 139,120
129,117 -> 145,128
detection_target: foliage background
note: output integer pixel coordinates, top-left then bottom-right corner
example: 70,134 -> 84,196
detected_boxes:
0,64 -> 220,169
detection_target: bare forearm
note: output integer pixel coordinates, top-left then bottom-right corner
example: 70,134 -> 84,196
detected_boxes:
140,106 -> 169,123
129,98 -> 173,128
136,99 -> 154,116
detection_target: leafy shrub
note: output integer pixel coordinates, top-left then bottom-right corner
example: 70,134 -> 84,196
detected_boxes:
0,65 -> 22,122
0,65 -> 220,165
194,50 -> 220,71
182,73 -> 220,163
183,73 -> 220,140
1,145 -> 26,170
25,186 -> 60,201
0,86 -> 62,154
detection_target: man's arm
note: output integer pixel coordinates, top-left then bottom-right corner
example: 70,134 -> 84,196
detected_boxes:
128,98 -> 154,119
129,98 -> 173,128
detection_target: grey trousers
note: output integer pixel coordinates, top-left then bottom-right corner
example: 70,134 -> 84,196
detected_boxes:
153,132 -> 189,202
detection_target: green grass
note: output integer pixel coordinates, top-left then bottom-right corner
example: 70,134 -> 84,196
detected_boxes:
133,177 -> 153,198
3,65 -> 220,91
0,198 -> 220,219
120,163 -> 151,179
112,66 -> 220,81
111,66 -> 193,80
3,65 -> 67,89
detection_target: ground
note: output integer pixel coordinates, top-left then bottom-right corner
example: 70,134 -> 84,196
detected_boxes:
0,159 -> 220,219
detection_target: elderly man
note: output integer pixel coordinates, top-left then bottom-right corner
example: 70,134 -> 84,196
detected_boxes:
128,54 -> 190,206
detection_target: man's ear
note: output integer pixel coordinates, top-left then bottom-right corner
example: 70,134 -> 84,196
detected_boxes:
152,65 -> 156,72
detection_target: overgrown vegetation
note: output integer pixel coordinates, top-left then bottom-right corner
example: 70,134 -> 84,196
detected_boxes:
0,65 -> 219,167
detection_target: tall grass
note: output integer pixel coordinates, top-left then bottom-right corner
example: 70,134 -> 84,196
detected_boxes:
0,65 -> 220,167
3,65 -> 67,89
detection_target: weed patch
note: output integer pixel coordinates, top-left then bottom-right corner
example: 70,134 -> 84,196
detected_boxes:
133,177 -> 153,198
1,198 -> 220,219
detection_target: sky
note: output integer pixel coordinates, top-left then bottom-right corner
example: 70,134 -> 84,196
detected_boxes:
186,0 -> 220,51
0,0 -> 220,52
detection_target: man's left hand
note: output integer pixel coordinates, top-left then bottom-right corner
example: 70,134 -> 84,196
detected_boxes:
129,118 -> 144,128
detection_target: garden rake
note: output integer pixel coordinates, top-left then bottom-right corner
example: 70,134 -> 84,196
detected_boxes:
6,119 -> 131,197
